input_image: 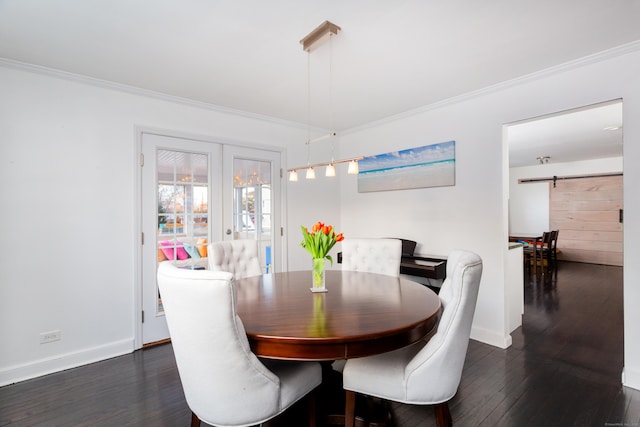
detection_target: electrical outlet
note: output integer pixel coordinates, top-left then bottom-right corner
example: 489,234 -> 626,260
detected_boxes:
40,330 -> 61,344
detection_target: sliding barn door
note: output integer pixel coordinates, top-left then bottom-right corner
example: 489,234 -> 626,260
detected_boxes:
549,175 -> 623,266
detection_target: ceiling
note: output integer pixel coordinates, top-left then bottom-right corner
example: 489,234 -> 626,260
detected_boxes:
0,1 -> 637,165
508,100 -> 623,167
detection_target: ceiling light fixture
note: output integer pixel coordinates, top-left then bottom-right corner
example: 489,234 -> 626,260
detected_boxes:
537,156 -> 551,164
288,21 -> 363,181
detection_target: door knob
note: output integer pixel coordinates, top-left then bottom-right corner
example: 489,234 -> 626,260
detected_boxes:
226,229 -> 232,235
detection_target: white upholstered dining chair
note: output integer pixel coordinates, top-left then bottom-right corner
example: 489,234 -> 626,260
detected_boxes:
333,238 -> 403,373
207,239 -> 262,280
341,238 -> 402,277
157,262 -> 322,427
342,250 -> 483,427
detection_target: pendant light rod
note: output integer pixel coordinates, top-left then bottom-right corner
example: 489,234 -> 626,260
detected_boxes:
288,156 -> 364,173
307,132 -> 337,145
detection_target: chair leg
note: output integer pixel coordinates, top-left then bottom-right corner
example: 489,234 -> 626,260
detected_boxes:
434,402 -> 452,427
345,390 -> 356,427
191,411 -> 201,427
308,388 -> 317,427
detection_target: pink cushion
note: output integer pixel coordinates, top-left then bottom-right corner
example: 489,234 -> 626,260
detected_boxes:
159,240 -> 190,260
159,240 -> 175,260
176,242 -> 190,260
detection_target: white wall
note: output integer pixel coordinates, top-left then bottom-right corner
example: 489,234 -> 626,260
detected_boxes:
336,48 -> 640,389
0,65 -> 311,385
1,45 -> 639,391
285,140 -> 344,272
509,157 -> 623,234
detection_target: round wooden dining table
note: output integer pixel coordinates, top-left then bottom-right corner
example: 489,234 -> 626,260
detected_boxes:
235,270 -> 441,361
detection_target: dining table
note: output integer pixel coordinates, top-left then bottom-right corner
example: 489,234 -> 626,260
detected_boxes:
234,269 -> 442,426
509,233 -> 543,272
234,270 -> 442,361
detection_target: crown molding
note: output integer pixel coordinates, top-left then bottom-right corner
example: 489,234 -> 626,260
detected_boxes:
0,57 -> 309,132
3,38 -> 639,136
342,39 -> 640,136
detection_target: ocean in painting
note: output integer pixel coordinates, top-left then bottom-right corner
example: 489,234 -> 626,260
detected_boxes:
357,141 -> 455,192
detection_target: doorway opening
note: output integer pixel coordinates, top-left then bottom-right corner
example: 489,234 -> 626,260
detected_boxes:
504,99 -> 624,381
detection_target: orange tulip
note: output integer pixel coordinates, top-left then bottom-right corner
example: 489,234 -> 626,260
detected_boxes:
301,222 -> 344,262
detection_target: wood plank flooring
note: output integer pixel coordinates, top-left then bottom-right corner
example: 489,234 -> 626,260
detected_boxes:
1,261 -> 638,426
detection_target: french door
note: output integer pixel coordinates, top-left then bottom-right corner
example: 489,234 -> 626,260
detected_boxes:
223,145 -> 282,274
139,132 -> 282,346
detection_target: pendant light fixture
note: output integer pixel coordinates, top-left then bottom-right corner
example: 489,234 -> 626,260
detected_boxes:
347,159 -> 359,174
325,163 -> 336,177
306,167 -> 316,179
288,21 -> 363,181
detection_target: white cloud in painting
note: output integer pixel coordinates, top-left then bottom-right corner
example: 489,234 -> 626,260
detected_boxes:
360,141 -> 455,172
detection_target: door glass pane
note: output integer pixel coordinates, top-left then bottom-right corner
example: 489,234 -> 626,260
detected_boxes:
156,149 -> 209,313
233,158 -> 273,273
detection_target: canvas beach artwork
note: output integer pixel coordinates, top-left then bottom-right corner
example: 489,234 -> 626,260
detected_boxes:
357,141 -> 456,192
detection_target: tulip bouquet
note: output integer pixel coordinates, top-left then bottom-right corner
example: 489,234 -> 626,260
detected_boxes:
300,221 -> 344,264
301,221 -> 344,291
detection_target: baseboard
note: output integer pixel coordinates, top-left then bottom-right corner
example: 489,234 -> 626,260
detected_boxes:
470,325 -> 512,349
622,366 -> 640,391
0,339 -> 133,386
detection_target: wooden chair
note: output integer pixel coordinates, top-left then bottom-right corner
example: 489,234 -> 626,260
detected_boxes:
546,229 -> 559,263
524,231 -> 559,271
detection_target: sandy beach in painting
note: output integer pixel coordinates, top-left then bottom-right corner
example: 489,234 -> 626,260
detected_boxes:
358,159 -> 455,192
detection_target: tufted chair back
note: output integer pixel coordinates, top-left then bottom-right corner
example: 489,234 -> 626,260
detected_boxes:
157,262 -> 321,426
342,250 -> 483,427
341,238 -> 402,277
207,239 -> 262,280
403,249 -> 483,402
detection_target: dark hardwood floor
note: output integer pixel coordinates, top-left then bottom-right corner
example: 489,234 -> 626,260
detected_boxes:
390,261 -> 636,427
1,261 -> 638,426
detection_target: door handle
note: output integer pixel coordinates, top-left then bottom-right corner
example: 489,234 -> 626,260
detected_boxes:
226,229 -> 232,235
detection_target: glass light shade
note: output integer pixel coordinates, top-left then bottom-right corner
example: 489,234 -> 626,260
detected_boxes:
288,170 -> 298,182
325,164 -> 336,177
306,167 -> 316,179
347,160 -> 359,174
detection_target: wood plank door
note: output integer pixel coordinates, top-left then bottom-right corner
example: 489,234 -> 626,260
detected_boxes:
549,175 -> 623,266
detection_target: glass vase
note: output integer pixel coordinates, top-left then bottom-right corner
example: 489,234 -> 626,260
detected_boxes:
311,258 -> 328,292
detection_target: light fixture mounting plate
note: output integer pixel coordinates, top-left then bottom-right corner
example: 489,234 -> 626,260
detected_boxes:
300,20 -> 341,52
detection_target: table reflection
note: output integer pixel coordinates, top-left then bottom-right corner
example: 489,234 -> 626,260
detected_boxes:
234,270 -> 440,361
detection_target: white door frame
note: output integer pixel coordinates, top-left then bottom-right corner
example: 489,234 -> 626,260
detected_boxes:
133,127 -> 287,349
